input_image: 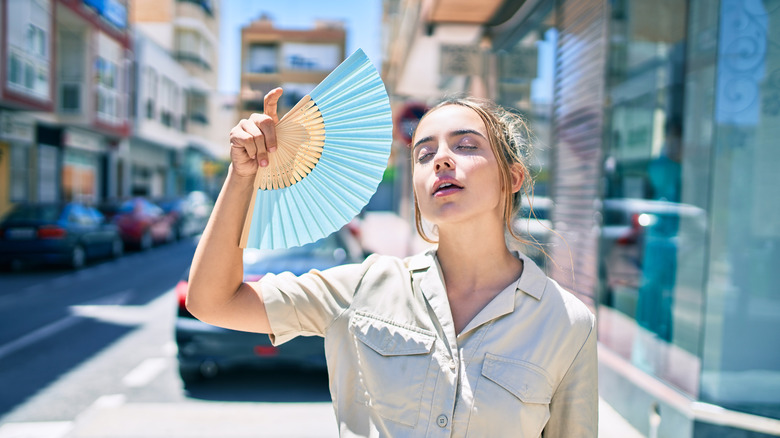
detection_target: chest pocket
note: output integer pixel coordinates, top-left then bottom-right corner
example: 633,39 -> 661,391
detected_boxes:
468,354 -> 554,437
349,311 -> 435,427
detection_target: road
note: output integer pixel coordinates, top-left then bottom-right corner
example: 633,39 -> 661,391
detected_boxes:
0,233 -> 643,438
0,238 -> 337,438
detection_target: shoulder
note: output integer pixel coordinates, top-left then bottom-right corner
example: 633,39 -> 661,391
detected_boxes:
544,277 -> 595,330
517,252 -> 594,334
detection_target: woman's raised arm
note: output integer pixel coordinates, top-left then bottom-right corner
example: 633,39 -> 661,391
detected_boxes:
186,88 -> 283,334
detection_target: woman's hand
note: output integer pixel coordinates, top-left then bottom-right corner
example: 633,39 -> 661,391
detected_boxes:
229,88 -> 283,178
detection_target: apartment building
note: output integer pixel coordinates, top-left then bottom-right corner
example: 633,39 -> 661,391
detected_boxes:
0,0 -> 132,212
238,16 -> 346,120
130,0 -> 225,195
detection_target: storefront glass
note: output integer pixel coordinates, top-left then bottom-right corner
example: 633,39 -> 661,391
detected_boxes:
600,0 -> 780,420
495,1 -> 556,198
63,149 -> 98,203
599,0 -> 705,398
699,0 -> 780,419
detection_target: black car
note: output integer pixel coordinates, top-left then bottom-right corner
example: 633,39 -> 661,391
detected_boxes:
0,202 -> 124,270
175,226 -> 365,383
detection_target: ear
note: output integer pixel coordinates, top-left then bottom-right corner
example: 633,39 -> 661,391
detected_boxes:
509,163 -> 525,193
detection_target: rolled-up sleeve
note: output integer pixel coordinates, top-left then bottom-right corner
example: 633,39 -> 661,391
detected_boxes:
259,254 -> 378,345
543,316 -> 599,437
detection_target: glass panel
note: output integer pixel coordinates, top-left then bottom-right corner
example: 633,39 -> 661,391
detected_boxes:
598,0 -> 704,397
700,0 -> 780,420
496,1 -> 555,198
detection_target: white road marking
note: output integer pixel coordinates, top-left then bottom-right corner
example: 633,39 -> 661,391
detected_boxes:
0,316 -> 79,360
122,358 -> 168,387
0,290 -> 136,360
91,393 -> 127,409
0,421 -> 73,438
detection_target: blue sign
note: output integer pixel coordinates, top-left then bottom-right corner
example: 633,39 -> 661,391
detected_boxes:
83,0 -> 126,30
104,0 -> 127,29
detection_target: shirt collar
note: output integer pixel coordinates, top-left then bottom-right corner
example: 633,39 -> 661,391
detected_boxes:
406,248 -> 547,301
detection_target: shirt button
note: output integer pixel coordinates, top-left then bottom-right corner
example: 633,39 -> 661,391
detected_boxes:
436,414 -> 448,427
449,360 -> 457,371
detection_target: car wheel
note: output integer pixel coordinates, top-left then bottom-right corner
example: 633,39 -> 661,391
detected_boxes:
139,231 -> 153,251
70,245 -> 86,270
111,238 -> 124,259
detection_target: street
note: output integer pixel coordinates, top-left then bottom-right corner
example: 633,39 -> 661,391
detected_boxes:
0,239 -> 337,438
0,235 -> 642,438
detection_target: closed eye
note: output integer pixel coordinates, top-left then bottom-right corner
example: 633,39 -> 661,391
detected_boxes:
417,151 -> 435,163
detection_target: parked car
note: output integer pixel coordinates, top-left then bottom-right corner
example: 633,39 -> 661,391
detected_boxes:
0,202 -> 124,270
101,198 -> 175,250
155,191 -> 213,240
511,196 -> 554,267
175,227 -> 365,383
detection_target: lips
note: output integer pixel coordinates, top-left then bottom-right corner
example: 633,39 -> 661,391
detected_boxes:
432,178 -> 464,196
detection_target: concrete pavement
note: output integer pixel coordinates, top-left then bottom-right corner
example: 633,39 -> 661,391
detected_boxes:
0,397 -> 643,437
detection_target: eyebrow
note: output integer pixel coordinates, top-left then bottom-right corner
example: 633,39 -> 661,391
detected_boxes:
412,129 -> 487,150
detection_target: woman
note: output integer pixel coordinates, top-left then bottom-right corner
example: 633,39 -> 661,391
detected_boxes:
188,88 -> 597,437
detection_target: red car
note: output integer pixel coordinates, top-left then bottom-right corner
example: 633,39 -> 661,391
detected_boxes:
105,198 -> 175,250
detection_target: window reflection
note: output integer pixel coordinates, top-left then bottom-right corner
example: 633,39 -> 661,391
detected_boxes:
599,0 -> 702,397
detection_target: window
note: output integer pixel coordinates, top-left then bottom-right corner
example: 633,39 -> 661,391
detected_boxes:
247,44 -> 278,73
175,29 -> 211,70
281,43 -> 340,72
61,83 -> 81,112
187,91 -> 209,124
5,0 -> 51,99
96,55 -> 123,123
145,67 -> 158,119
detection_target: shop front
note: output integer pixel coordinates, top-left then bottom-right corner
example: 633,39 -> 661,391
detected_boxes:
0,111 -> 35,215
491,0 -> 780,436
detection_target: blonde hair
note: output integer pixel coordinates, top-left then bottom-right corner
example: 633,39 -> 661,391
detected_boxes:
411,97 -> 535,244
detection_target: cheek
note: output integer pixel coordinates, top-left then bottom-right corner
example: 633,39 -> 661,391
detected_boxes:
412,165 -> 427,196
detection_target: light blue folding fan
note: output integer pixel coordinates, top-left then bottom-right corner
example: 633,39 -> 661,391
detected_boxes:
239,49 -> 393,249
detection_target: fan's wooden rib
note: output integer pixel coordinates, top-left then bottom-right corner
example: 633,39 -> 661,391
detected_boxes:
252,99 -> 325,192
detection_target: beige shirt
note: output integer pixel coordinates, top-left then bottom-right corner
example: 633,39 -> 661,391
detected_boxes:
260,249 -> 597,437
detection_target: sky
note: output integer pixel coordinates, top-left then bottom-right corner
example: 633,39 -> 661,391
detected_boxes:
218,0 -> 384,94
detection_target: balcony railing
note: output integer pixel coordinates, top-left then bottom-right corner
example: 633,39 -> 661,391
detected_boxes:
175,51 -> 211,71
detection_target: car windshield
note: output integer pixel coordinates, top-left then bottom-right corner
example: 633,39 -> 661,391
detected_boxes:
4,204 -> 63,222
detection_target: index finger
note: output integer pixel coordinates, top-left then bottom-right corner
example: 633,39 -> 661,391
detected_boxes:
264,88 -> 283,123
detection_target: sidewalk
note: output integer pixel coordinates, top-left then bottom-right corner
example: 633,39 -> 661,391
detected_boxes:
600,397 -> 646,438
4,397 -> 642,437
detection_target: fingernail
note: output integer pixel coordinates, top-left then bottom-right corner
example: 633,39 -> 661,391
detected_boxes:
268,146 -> 277,152
259,159 -> 268,167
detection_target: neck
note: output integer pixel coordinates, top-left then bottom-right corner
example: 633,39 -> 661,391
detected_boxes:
435,221 -> 521,296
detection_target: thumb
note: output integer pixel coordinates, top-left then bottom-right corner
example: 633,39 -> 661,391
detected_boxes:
264,87 -> 283,123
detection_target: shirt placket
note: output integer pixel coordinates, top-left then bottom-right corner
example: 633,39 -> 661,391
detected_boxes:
415,266 -> 460,437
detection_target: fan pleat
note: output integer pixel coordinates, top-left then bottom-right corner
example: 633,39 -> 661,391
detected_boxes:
297,174 -> 345,227
242,49 -> 392,249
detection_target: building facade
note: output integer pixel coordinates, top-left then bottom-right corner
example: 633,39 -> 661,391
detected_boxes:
130,0 -> 226,196
383,0 -> 780,436
0,0 -> 225,213
0,0 -> 132,214
238,16 -> 346,120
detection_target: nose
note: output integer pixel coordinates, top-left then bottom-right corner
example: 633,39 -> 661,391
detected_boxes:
433,148 -> 454,172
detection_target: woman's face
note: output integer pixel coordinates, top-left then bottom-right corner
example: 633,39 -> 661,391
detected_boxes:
412,104 -> 504,229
